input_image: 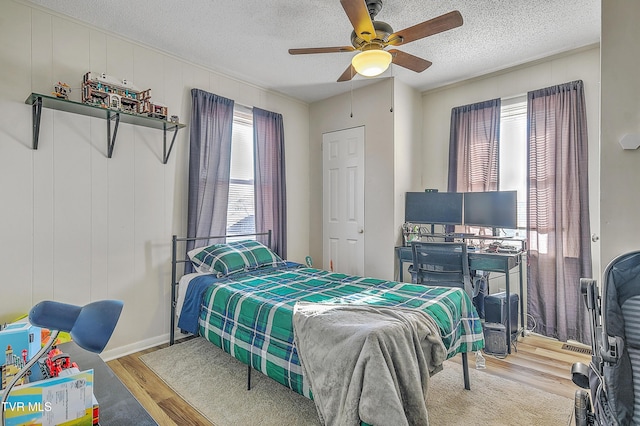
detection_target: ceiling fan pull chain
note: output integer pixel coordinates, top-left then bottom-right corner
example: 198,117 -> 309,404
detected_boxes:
350,73 -> 354,118
390,72 -> 394,113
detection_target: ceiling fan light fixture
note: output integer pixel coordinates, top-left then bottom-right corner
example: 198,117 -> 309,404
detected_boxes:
352,50 -> 392,77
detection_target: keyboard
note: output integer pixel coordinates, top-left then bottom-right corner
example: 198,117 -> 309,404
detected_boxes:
445,232 -> 476,238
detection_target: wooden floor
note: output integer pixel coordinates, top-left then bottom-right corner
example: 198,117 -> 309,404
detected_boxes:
107,333 -> 591,426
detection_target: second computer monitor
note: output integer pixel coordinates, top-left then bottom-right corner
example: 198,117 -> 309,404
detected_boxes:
405,192 -> 463,225
463,190 -> 517,230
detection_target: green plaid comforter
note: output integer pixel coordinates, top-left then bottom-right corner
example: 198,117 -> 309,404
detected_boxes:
194,266 -> 484,398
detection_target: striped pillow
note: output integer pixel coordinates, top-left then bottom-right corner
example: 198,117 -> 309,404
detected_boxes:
188,240 -> 284,276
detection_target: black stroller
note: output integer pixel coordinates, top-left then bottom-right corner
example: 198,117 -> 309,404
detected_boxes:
571,250 -> 640,425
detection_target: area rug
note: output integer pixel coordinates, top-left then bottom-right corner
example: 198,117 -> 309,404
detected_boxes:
140,338 -> 574,426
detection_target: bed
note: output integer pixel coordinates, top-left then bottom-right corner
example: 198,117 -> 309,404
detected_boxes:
170,233 -> 484,422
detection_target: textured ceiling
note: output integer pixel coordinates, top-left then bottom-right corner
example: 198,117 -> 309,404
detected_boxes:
25,0 -> 600,104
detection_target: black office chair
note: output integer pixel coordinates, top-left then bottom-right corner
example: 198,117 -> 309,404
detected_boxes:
409,241 -> 473,298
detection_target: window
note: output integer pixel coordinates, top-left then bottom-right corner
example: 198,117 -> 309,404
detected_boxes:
226,105 -> 255,237
499,96 -> 527,231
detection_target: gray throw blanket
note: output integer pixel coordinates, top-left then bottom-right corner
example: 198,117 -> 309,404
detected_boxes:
293,303 -> 447,426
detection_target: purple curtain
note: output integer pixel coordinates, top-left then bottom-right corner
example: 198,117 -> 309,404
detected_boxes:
447,99 -> 501,235
448,99 -> 501,193
527,80 -> 592,344
185,89 -> 234,272
253,107 -> 287,258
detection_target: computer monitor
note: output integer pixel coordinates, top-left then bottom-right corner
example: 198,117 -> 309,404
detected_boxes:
463,191 -> 517,229
405,192 -> 463,225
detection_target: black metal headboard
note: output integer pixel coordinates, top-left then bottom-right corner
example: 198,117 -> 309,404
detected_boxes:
169,231 -> 272,344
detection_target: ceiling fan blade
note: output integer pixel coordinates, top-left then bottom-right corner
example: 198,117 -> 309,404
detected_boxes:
337,64 -> 356,82
387,10 -> 463,46
289,46 -> 355,55
340,0 -> 376,42
388,49 -> 432,73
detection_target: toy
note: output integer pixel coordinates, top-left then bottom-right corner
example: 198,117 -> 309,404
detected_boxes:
39,347 -> 78,379
139,100 -> 168,119
52,82 -> 72,99
82,72 -> 169,119
4,368 -> 95,426
1,345 -> 28,390
41,328 -> 72,347
0,320 -> 41,363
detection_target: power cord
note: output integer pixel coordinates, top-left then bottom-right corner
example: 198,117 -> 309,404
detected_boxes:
490,351 -> 508,360
525,313 -> 537,336
567,404 -> 574,426
511,336 -> 518,353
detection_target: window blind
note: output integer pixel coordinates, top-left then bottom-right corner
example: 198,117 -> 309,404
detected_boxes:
227,105 -> 255,236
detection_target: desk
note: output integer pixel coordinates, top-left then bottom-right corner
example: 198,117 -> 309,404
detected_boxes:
59,342 -> 158,425
395,246 -> 524,354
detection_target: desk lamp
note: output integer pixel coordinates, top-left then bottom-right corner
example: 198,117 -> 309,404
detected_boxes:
1,300 -> 123,426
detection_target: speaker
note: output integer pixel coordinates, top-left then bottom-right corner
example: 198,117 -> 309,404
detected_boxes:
485,292 -> 519,332
483,322 -> 507,356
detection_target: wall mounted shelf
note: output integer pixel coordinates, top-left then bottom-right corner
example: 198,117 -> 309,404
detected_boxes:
25,93 -> 186,164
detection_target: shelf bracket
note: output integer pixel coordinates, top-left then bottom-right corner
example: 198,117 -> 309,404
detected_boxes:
106,111 -> 120,158
26,93 -> 184,163
32,96 -> 43,150
163,125 -> 180,164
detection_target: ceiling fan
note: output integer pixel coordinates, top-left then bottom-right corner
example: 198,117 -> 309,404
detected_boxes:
289,0 -> 463,82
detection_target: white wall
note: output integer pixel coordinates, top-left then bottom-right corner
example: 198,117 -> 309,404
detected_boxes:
421,46 -> 602,278
600,0 -> 640,267
307,78 -> 422,280
309,79 -> 397,279
392,79 -> 423,249
0,0 -> 310,359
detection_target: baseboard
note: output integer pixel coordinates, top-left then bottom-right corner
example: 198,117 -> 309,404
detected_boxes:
100,333 -> 170,362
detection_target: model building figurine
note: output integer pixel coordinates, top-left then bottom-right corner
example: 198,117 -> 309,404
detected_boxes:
52,82 -> 71,99
81,72 -> 168,120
